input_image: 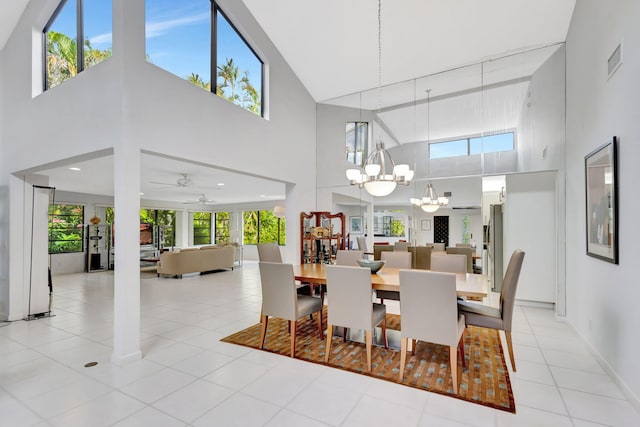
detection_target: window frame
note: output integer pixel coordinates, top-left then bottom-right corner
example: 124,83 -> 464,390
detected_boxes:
213,2 -> 265,117
193,211 -> 212,246
214,212 -> 230,245
243,210 -> 286,246
48,203 -> 85,254
428,130 -> 516,160
346,122 -> 369,166
42,0 -> 112,91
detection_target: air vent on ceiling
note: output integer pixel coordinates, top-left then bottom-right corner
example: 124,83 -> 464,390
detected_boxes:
607,41 -> 623,79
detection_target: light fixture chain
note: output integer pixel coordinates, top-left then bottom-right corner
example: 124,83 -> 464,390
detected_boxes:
377,0 -> 382,114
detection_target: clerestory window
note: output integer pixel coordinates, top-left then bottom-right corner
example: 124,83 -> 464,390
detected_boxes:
43,0 -> 113,90
145,0 -> 264,116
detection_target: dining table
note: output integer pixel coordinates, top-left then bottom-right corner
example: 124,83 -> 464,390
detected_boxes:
293,263 -> 488,299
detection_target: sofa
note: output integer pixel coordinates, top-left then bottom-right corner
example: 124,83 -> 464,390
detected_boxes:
156,245 -> 235,278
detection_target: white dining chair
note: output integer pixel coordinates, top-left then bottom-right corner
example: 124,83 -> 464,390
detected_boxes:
324,265 -> 387,372
258,262 -> 323,357
335,250 -> 364,266
431,253 -> 467,274
399,269 -> 466,392
257,242 -> 282,262
377,251 -> 412,303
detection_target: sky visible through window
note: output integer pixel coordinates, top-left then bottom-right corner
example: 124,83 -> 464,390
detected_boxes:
48,0 -> 113,52
145,0 -> 262,94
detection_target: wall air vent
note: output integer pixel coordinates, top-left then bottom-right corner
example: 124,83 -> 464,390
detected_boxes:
607,41 -> 623,80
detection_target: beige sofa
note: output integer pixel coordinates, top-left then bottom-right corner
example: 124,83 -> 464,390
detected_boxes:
157,245 -> 235,278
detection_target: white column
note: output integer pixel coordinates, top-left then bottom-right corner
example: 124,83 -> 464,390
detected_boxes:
111,0 -> 143,365
111,143 -> 142,365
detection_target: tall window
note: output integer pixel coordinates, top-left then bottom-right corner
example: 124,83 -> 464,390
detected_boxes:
346,122 -> 368,165
49,204 -> 84,253
44,0 -> 113,90
193,212 -> 212,245
243,210 -> 286,245
145,0 -> 264,116
214,212 -> 230,244
429,131 -> 515,159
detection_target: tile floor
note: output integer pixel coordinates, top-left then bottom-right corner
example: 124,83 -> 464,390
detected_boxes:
1,262 -> 639,426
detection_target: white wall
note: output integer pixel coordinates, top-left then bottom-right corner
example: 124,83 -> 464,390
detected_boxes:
503,171 -> 556,303
565,0 -> 640,403
517,45 -> 566,173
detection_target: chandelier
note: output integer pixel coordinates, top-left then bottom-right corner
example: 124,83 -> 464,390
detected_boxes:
410,183 -> 449,213
345,0 -> 413,197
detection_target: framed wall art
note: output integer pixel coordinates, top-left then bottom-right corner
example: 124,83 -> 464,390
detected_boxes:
585,136 -> 618,264
350,216 -> 363,234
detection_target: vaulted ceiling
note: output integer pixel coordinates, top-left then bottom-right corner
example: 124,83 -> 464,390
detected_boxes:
1,1 -> 576,204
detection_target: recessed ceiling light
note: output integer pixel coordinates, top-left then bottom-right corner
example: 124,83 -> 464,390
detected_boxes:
260,195 -> 266,198
139,192 -> 144,196
68,167 -> 81,171
217,182 -> 224,186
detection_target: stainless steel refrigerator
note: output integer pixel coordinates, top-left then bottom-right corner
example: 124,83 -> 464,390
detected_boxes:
488,204 -> 504,292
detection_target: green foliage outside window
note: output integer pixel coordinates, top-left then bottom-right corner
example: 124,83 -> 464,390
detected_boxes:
140,209 -> 175,247
390,218 -> 405,237
243,210 -> 285,245
193,212 -> 212,245
49,204 -> 84,253
45,0 -> 112,90
215,212 -> 230,244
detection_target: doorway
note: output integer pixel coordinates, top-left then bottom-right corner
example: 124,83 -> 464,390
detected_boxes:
434,216 -> 449,248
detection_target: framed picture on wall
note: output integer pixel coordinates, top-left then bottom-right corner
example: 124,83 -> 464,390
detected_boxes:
585,136 -> 618,264
350,216 -> 363,234
421,219 -> 431,231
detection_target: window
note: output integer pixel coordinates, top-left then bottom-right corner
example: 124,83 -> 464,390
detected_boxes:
44,0 -> 112,90
243,210 -> 286,245
429,131 -> 515,159
214,212 -> 230,244
429,138 -> 468,159
49,204 -> 84,253
346,122 -> 368,165
139,209 -> 176,247
145,1 -> 264,116
469,133 -> 515,154
193,212 -> 212,245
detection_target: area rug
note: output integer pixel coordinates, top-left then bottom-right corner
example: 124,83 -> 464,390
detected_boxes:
221,308 -> 515,413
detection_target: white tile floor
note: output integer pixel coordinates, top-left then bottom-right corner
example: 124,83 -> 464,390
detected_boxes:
1,262 -> 639,426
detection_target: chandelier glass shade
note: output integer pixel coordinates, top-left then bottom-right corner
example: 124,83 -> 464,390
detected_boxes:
410,183 -> 449,213
346,142 -> 414,197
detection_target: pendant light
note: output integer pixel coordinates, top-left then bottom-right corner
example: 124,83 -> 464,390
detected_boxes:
409,89 -> 448,212
345,0 -> 413,197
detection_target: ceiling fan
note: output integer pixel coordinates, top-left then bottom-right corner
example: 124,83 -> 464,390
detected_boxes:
149,173 -> 193,188
184,194 -> 217,205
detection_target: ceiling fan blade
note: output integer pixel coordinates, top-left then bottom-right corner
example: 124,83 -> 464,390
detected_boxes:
149,181 -> 177,186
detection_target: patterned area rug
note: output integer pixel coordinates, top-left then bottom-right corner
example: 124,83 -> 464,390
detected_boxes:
221,308 -> 515,413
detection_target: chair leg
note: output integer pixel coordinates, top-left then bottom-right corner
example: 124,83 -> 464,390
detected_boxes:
290,320 -> 297,358
411,338 -> 416,356
259,315 -> 269,349
381,318 -> 388,349
365,330 -> 372,372
399,337 -> 408,381
459,332 -> 467,368
505,331 -> 517,372
450,345 -> 458,393
325,324 -> 334,363
343,327 -> 348,342
316,310 -> 323,339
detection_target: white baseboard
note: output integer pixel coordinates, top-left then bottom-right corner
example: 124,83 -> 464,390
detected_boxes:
565,321 -> 640,414
515,299 -> 555,310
